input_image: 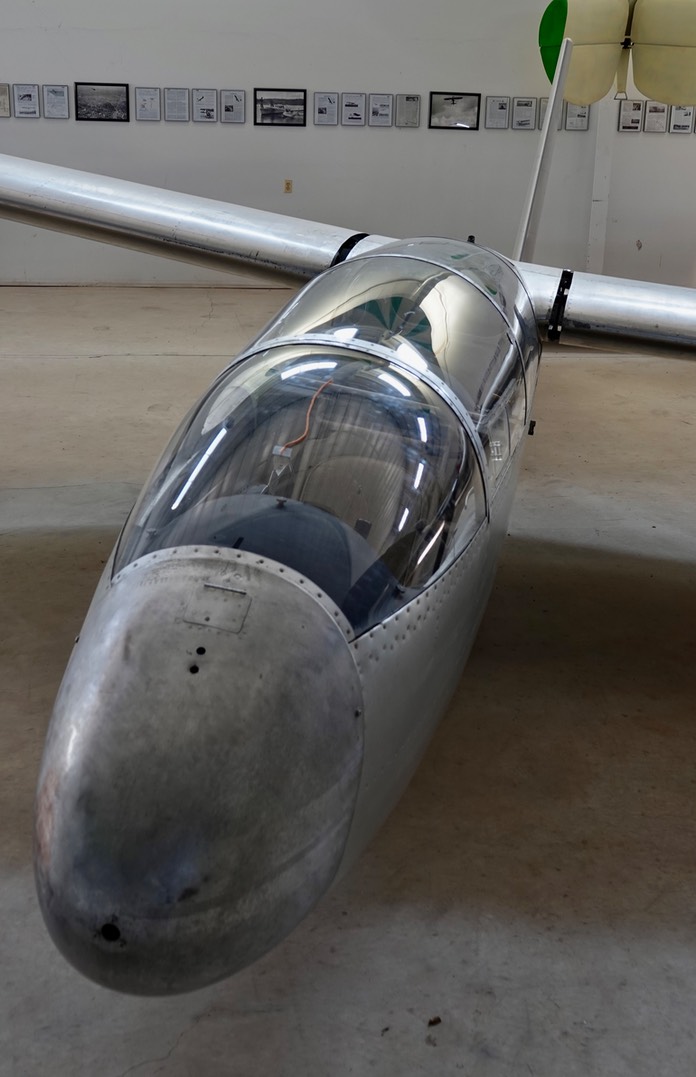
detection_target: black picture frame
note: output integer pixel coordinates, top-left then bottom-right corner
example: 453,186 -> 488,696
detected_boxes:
254,88 -> 307,126
75,82 -> 130,122
428,91 -> 480,130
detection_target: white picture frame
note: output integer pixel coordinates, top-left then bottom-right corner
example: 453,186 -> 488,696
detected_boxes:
164,87 -> 190,122
643,101 -> 668,133
618,99 -> 644,131
341,92 -> 366,126
42,84 -> 69,119
394,94 -> 420,128
135,87 -> 161,121
565,102 -> 590,131
669,104 -> 694,134
12,83 -> 40,119
192,88 -> 218,123
368,93 -> 393,127
314,92 -> 338,125
220,89 -> 245,123
485,96 -> 510,129
511,96 -> 537,130
538,97 -> 564,130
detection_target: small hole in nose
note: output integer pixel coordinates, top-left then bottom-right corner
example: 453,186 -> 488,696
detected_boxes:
196,647 -> 206,655
101,923 -> 121,942
189,664 -> 199,674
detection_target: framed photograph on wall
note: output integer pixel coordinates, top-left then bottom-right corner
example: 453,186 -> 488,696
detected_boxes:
643,101 -> 668,132
485,96 -> 510,129
13,84 -> 40,118
669,104 -> 694,133
221,90 -> 245,123
254,88 -> 307,126
314,92 -> 338,125
341,92 -> 366,126
565,102 -> 590,130
0,84 -> 9,117
135,87 -> 161,121
511,96 -> 537,129
429,92 -> 480,129
164,87 -> 190,122
368,93 -> 393,127
618,99 -> 644,131
538,96 -> 564,130
395,94 -> 420,128
192,89 -> 218,122
75,83 -> 129,121
42,84 -> 69,119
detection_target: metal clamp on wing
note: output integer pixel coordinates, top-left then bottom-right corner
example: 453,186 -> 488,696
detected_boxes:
329,232 -> 371,267
547,269 -> 574,342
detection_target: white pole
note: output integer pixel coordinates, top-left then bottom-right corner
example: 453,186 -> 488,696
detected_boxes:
513,37 -> 574,262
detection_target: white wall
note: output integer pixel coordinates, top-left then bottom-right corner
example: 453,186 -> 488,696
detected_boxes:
603,92 -> 696,287
2,0 -> 689,286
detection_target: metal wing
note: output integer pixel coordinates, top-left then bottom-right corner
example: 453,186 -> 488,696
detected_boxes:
1,150 -> 696,357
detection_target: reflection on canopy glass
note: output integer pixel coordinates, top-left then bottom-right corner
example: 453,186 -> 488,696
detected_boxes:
253,246 -> 533,489
114,346 -> 485,633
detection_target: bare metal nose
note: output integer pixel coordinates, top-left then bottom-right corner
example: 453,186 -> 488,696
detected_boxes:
34,548 -> 363,994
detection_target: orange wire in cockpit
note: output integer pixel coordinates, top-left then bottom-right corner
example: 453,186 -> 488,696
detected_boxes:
280,378 -> 333,452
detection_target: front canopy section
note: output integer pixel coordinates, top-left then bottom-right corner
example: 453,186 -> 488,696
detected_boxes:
114,345 -> 486,635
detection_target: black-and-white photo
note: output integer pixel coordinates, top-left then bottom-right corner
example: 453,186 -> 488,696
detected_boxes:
254,89 -> 307,126
429,92 -> 480,130
75,82 -> 129,121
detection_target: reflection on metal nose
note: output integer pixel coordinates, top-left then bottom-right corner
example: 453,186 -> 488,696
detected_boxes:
34,548 -> 364,994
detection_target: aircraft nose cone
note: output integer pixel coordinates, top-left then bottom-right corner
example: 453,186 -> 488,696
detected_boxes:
34,548 -> 363,995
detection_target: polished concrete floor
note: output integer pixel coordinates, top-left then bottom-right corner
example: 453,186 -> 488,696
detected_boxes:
1,286 -> 695,1076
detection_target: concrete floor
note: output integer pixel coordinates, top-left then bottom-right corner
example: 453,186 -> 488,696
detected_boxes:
1,285 -> 695,1076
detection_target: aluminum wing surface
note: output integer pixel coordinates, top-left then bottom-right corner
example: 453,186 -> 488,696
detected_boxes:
1,151 -> 696,356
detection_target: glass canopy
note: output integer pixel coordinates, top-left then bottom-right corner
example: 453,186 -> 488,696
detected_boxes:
114,344 -> 486,634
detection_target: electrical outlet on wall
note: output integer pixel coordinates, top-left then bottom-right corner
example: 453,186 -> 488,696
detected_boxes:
283,179 -> 293,193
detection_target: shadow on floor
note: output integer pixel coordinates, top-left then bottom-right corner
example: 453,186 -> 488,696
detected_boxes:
0,527 -> 118,869
345,535 -> 696,932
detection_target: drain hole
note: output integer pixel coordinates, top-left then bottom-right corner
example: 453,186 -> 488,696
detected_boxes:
196,647 -> 206,655
101,923 -> 121,943
189,664 -> 199,674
